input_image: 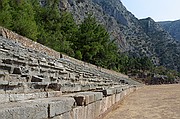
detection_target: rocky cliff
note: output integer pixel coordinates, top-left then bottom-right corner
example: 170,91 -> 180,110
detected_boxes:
158,20 -> 180,41
139,18 -> 180,70
52,0 -> 180,71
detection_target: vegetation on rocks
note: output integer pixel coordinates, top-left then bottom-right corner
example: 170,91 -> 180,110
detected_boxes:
0,0 -> 179,84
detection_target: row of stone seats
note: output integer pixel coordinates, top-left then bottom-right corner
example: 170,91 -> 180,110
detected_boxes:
0,26 -> 140,119
0,84 -> 137,119
1,36 -> 132,95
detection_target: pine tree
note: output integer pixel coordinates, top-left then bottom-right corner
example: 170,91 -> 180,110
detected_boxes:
0,0 -> 12,29
9,0 -> 38,41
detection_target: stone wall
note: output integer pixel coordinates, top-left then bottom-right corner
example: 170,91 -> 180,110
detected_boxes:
0,27 -> 140,119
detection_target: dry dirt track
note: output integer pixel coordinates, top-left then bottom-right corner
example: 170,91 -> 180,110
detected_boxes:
103,84 -> 180,119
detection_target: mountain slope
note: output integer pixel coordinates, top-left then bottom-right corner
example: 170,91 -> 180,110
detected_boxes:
158,20 -> 180,41
40,0 -> 180,71
140,18 -> 180,70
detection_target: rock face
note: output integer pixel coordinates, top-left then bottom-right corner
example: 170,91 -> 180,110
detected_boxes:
50,0 -> 180,71
158,20 -> 180,41
139,18 -> 180,70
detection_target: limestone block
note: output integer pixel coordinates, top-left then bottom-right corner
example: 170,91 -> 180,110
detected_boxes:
9,94 -> 25,102
0,102 -> 48,119
72,106 -> 85,119
55,62 -> 64,69
69,73 -> 76,80
111,94 -> 116,105
115,93 -> 121,103
81,84 -> 90,91
85,103 -> 95,119
74,92 -> 95,106
8,82 -> 19,86
24,92 -> 47,100
100,98 -> 107,113
92,92 -> 103,101
0,81 -> 8,85
102,88 -> 116,96
0,71 -> 4,76
107,96 -> 112,109
61,83 -> 81,93
48,61 -> 56,66
48,97 -> 75,118
0,94 -> 9,103
47,91 -> 62,98
59,70 -> 68,74
39,61 -> 49,67
89,84 -> 97,90
94,100 -> 101,118
28,58 -> 38,66
52,111 -> 73,119
115,87 -> 123,94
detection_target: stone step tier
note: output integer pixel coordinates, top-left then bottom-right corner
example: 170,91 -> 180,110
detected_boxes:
0,27 -> 141,119
0,36 -> 139,95
0,85 -> 138,119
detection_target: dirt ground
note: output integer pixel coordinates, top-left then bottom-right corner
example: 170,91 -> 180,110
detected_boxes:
103,84 -> 180,119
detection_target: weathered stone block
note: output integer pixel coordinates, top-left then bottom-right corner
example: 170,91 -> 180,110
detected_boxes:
102,88 -> 115,96
0,94 -> 9,103
48,97 -> 75,118
55,62 -> 64,69
111,94 -> 116,105
9,94 -> 25,102
0,81 -> 8,85
115,93 -> 121,103
52,111 -> 73,119
85,103 -> 95,119
47,91 -> 62,98
115,87 -> 123,94
100,98 -> 107,114
81,84 -> 90,91
74,91 -> 103,107
94,100 -> 101,118
23,92 -> 47,101
61,83 -> 81,93
72,106 -> 85,119
93,92 -> 103,101
8,82 -> 19,86
0,102 -> 48,119
69,73 -> 76,80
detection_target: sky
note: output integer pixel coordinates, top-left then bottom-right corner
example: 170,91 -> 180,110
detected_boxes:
120,0 -> 180,22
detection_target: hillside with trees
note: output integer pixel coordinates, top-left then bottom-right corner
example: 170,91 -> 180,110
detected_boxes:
0,0 -> 179,84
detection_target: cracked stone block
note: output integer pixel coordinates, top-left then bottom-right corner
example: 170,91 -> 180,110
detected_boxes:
74,92 -> 96,106
0,94 -> 9,103
0,102 -> 48,119
48,97 -> 75,118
